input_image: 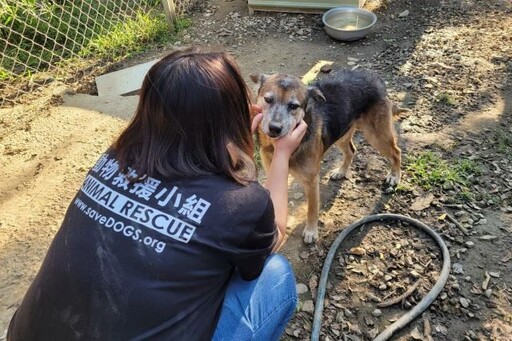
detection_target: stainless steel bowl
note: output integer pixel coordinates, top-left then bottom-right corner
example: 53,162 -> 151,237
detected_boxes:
322,6 -> 377,41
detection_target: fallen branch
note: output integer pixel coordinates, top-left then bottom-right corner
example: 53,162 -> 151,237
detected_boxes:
377,279 -> 422,308
445,213 -> 469,236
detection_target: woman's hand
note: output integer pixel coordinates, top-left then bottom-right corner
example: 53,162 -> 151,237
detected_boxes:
251,105 -> 263,133
272,120 -> 307,158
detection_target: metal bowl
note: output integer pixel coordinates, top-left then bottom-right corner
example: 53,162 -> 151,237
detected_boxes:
322,6 -> 377,41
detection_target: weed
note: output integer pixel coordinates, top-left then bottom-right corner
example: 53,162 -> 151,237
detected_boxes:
436,92 -> 456,106
405,151 -> 480,195
494,129 -> 512,157
175,17 -> 192,31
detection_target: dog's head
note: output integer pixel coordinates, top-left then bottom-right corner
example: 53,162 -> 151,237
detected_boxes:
250,73 -> 325,139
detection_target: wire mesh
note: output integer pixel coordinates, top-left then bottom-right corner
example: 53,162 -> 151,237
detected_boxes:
0,0 -> 198,107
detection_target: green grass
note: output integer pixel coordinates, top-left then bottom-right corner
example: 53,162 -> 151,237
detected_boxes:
175,17 -> 192,31
79,11 -> 171,60
436,92 -> 456,106
405,151 -> 480,192
1,0 -> 190,80
494,129 -> 512,157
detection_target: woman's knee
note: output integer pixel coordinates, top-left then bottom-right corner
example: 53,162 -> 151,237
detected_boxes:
265,254 -> 293,274
262,254 -> 297,299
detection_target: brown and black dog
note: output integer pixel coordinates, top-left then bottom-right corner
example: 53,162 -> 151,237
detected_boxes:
250,69 -> 408,243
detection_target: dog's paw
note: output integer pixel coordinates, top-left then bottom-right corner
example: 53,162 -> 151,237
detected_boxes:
329,168 -> 348,181
302,227 -> 318,244
385,174 -> 400,186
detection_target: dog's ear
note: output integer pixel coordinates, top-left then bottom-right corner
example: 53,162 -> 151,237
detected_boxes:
249,73 -> 269,85
307,86 -> 326,102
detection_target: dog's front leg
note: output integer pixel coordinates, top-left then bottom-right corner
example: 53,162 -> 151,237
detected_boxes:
301,174 -> 320,244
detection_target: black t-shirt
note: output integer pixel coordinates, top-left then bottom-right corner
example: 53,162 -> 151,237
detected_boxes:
8,151 -> 277,340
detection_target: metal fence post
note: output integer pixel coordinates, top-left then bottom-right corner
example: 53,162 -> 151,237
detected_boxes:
161,0 -> 177,32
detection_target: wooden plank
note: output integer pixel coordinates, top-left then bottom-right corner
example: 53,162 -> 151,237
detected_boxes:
248,0 -> 365,14
301,60 -> 334,84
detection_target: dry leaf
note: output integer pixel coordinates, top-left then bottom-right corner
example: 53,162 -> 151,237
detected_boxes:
411,193 -> 435,211
411,326 -> 423,340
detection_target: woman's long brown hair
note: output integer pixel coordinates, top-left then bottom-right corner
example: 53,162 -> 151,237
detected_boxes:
113,47 -> 256,185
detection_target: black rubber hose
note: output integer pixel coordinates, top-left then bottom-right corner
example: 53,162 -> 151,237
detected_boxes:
310,213 -> 451,341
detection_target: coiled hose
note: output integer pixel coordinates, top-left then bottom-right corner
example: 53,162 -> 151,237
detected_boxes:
310,213 -> 451,341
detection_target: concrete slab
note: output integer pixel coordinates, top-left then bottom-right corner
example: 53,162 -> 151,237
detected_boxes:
62,93 -> 139,120
95,59 -> 159,97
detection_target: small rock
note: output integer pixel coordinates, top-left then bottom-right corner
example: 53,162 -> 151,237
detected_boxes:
489,272 -> 500,278
453,262 -> 464,274
465,241 -> 475,248
460,297 -> 471,308
373,309 -> 382,317
399,10 -> 410,18
301,300 -> 315,313
293,192 -> 304,200
365,316 -> 375,326
296,283 -> 309,294
435,324 -> 448,335
484,289 -> 492,298
477,218 -> 488,225
368,328 -> 379,339
320,64 -> 332,73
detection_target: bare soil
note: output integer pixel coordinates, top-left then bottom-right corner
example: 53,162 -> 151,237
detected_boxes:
1,0 -> 511,340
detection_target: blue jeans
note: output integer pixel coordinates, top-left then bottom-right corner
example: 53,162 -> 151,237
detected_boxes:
212,254 -> 298,341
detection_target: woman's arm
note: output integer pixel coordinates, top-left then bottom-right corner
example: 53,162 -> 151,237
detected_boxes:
251,105 -> 307,251
264,121 -> 307,251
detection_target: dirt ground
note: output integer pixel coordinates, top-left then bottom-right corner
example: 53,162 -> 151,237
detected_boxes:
1,0 -> 511,340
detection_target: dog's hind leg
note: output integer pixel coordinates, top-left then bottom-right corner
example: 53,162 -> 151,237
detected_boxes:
361,104 -> 402,186
330,126 -> 356,180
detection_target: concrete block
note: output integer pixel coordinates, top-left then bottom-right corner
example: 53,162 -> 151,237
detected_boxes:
95,59 -> 159,97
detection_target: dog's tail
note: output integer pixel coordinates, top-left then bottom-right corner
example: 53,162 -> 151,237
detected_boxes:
392,103 -> 411,117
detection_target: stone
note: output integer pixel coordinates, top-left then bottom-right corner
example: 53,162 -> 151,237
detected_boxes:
301,300 -> 315,313
296,283 -> 309,294
399,10 -> 410,18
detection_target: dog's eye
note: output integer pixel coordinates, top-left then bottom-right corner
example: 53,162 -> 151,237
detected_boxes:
264,96 -> 273,104
288,103 -> 300,110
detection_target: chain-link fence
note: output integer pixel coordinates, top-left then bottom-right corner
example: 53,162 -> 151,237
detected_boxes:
0,0 -> 198,107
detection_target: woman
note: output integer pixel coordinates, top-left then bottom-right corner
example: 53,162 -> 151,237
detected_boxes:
8,47 -> 307,340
